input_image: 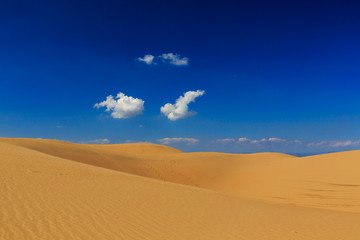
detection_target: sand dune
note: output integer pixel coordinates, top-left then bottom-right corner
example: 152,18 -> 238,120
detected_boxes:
90,142 -> 183,154
1,137 -> 360,239
2,137 -> 360,212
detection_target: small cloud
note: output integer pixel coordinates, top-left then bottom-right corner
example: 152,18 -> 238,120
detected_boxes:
306,141 -> 327,147
210,137 -> 360,151
215,138 -> 236,143
137,54 -> 155,65
87,139 -> 110,144
250,138 -> 267,144
247,138 -> 288,144
159,53 -> 189,66
94,92 -> 145,119
137,53 -> 189,66
216,137 -> 295,145
307,140 -> 360,148
161,90 -> 205,121
56,125 -> 63,129
138,124 -> 143,128
238,137 -> 250,143
238,138 -> 360,148
268,137 -> 286,142
330,140 -> 353,147
157,137 -> 199,145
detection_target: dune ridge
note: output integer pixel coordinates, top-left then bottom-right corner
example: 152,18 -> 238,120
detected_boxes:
2,137 -> 360,212
1,137 -> 360,239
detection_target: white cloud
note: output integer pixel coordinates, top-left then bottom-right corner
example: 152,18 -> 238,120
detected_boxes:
161,90 -> 205,121
238,137 -> 250,143
214,137 -> 250,144
306,141 -> 327,147
250,138 -> 267,144
331,140 -> 353,147
307,140 -> 360,148
137,54 -> 155,65
157,137 -> 199,145
226,137 -> 302,145
212,137 -> 360,151
94,92 -> 145,119
238,138 -> 360,148
137,53 -> 189,66
159,53 -> 189,66
88,139 -> 110,144
268,137 -> 286,142
215,138 -> 236,143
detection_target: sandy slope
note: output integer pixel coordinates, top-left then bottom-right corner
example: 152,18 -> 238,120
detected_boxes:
90,142 -> 183,154
2,137 -> 360,212
1,138 -> 360,239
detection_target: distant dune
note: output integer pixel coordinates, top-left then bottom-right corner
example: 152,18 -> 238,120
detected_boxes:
1,137 -> 360,239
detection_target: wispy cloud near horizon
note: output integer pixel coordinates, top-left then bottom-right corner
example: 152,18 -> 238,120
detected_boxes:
306,140 -> 360,148
215,138 -> 237,143
157,137 -> 199,145
83,139 -> 110,144
214,137 -> 360,149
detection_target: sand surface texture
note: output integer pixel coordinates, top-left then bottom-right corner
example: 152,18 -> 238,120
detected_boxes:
1,137 -> 360,239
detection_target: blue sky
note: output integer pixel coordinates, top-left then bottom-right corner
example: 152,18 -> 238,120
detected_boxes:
1,0 -> 360,154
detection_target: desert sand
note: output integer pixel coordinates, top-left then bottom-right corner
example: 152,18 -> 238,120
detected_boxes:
1,137 -> 360,239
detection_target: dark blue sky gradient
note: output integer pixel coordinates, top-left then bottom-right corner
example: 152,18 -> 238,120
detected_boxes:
1,0 -> 360,153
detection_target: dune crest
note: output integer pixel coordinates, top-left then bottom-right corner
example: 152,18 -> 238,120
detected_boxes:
1,137 -> 360,239
91,142 -> 183,154
1,137 -> 360,212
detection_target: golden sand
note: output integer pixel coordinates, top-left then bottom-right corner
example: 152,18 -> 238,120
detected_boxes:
1,137 -> 360,239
